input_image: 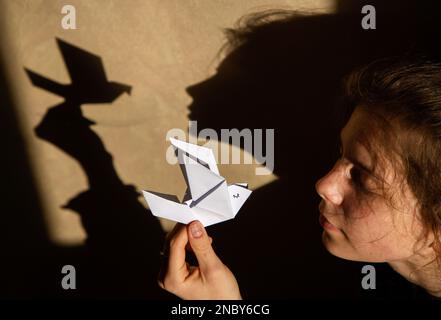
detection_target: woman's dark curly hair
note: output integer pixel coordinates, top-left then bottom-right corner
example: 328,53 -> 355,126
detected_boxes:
343,57 -> 441,265
224,9 -> 441,265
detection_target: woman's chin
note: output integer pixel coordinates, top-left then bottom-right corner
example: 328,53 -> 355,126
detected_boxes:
321,231 -> 358,261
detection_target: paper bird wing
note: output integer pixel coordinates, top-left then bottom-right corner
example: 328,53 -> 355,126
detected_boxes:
170,137 -> 219,175
228,183 -> 252,216
142,190 -> 196,225
190,205 -> 233,227
193,180 -> 233,217
178,151 -> 225,202
142,190 -> 232,227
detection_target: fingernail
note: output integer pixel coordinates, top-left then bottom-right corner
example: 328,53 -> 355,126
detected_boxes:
190,222 -> 203,238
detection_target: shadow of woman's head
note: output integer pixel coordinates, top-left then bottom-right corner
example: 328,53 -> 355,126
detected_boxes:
186,7 -> 430,179
185,5 -> 441,298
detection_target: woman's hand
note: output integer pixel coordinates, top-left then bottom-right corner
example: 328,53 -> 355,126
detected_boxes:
158,220 -> 242,300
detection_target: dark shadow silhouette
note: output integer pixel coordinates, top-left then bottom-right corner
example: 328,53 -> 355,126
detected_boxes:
186,0 -> 441,298
0,42 -> 51,299
24,38 -> 169,298
4,0 -> 440,299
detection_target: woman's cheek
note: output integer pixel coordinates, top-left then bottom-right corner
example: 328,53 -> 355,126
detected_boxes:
343,214 -> 385,246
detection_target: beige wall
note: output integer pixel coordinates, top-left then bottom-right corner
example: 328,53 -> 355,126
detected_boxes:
2,0 -> 334,245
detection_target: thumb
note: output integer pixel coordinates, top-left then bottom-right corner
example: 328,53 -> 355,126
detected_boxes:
187,220 -> 221,272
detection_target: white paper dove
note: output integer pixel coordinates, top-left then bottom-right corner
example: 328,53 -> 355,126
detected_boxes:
142,138 -> 252,227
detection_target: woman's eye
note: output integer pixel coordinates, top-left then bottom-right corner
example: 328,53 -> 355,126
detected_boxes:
350,167 -> 362,183
349,166 -> 372,192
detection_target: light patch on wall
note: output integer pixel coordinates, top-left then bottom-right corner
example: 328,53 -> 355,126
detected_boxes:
2,0 -> 335,244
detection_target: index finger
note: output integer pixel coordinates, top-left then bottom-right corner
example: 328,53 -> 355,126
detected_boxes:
166,223 -> 190,282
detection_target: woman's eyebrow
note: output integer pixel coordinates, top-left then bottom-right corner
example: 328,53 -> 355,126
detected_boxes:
347,155 -> 374,175
339,134 -> 375,175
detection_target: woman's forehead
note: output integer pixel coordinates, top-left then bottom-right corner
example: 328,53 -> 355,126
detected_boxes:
341,108 -> 374,167
341,106 -> 386,149
341,107 -> 398,184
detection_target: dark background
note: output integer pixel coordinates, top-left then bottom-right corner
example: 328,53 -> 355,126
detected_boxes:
1,0 -> 440,299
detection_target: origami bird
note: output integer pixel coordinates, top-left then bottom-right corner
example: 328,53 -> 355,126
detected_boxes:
142,138 -> 252,227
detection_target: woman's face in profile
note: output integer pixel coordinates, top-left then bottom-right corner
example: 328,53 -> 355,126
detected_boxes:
315,106 -> 427,263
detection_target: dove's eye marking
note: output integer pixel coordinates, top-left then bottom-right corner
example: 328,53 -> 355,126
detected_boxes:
233,193 -> 240,198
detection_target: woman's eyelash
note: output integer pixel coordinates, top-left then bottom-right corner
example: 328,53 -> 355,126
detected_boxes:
349,166 -> 373,193
338,143 -> 371,191
350,167 -> 362,184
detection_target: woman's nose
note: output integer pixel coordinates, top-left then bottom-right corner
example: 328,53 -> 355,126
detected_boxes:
315,164 -> 344,206
186,78 -> 213,98
185,83 -> 199,97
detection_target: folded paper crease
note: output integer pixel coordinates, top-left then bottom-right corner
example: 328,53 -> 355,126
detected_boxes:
142,138 -> 252,226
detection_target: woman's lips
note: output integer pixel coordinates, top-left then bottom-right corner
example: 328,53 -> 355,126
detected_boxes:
319,213 -> 340,232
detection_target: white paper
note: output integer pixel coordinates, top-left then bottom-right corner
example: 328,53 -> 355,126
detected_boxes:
142,138 -> 252,227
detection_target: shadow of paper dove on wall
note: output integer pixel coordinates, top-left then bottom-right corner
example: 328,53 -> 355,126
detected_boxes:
24,38 -> 131,160
25,38 -> 131,104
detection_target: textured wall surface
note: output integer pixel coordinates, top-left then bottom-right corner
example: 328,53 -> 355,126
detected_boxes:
2,0 -> 333,245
